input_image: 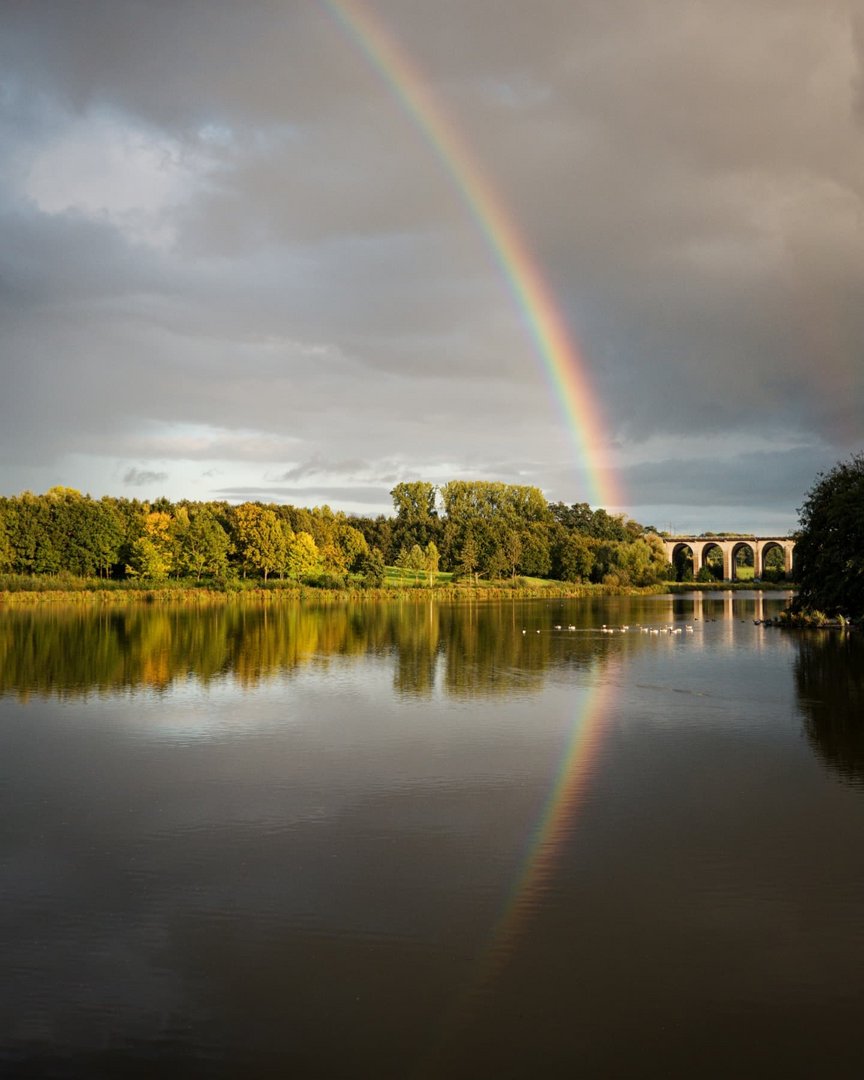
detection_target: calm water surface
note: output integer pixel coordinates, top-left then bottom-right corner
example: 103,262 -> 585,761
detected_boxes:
2,593 -> 863,1078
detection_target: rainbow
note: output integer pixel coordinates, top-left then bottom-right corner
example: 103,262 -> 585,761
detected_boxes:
413,668 -> 613,1073
469,670 -> 612,997
323,0 -> 622,510
488,674 -> 611,952
318,14 -> 620,1055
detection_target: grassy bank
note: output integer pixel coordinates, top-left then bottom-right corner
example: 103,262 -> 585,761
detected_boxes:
0,571 -> 797,606
0,584 -> 669,605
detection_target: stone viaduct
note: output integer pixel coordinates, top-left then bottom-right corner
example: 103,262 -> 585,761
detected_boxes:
660,535 -> 796,581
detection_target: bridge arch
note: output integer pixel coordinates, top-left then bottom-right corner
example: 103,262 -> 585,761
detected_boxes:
731,541 -> 755,582
671,542 -> 698,580
755,539 -> 795,578
699,541 -> 726,581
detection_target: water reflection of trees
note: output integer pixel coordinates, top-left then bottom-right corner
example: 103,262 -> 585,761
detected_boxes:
0,599 -> 623,701
795,632 -> 864,784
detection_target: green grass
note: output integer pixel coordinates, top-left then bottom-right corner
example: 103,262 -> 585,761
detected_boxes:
0,568 -> 795,606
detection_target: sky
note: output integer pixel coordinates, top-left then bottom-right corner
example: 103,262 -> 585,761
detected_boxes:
0,0 -> 861,535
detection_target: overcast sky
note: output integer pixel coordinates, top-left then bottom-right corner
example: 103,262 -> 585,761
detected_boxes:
1,0 -> 861,533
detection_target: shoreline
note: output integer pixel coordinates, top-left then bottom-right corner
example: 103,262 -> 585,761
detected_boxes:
0,580 -> 795,606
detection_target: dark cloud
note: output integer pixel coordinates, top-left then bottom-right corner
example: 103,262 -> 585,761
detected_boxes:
618,445 -> 843,534
276,456 -> 371,482
0,0 -> 860,528
122,467 -> 168,487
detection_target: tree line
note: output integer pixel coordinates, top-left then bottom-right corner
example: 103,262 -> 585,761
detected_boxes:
0,481 -> 673,587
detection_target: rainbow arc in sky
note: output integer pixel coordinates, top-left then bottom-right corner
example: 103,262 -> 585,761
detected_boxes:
324,0 -> 622,510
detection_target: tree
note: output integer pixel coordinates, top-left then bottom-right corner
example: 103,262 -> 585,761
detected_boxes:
126,510 -> 176,579
127,535 -> 172,580
549,502 -> 630,541
336,524 -> 369,572
0,507 -> 13,572
792,455 -> 864,618
93,499 -> 125,578
555,531 -> 594,582
407,543 -> 426,574
440,481 -> 549,574
424,541 -> 440,586
390,482 -> 440,553
483,546 -> 507,581
458,533 -> 480,584
519,523 -> 552,578
9,491 -> 60,574
177,506 -> 231,580
500,528 -> 522,579
232,504 -> 286,581
356,515 -> 393,564
320,540 -> 348,575
395,546 -> 410,572
357,547 -> 385,586
641,532 -> 674,583
287,531 -> 320,579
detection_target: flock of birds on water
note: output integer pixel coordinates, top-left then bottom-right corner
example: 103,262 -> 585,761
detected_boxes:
522,624 -> 696,635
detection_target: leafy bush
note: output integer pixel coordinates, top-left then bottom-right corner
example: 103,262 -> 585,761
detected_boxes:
303,572 -> 347,590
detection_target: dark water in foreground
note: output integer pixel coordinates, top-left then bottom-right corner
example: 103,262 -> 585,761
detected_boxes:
2,593 -> 863,1079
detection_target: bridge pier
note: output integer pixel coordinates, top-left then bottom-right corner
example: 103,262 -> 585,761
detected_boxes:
722,545 -> 732,581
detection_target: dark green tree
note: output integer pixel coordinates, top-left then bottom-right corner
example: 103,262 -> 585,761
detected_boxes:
554,531 -> 594,582
457,532 -> 480,583
792,455 -> 864,618
0,505 -> 13,571
177,506 -> 232,581
500,528 -> 522,578
7,492 -> 59,574
550,502 -> 631,541
483,546 -> 507,581
357,547 -> 385,586
390,482 -> 440,553
519,523 -> 552,578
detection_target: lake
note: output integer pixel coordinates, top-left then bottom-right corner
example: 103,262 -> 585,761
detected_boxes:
2,593 -> 863,1078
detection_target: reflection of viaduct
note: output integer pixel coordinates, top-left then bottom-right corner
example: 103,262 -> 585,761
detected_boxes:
661,535 -> 796,581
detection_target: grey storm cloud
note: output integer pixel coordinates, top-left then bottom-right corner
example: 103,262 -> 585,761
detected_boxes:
276,456 -> 372,483
621,446 -> 836,511
123,467 -> 169,487
0,0 -> 861,528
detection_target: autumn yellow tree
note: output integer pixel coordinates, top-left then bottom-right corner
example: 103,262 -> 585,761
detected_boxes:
424,540 -> 440,585
127,510 -> 176,579
232,504 -> 287,581
287,531 -> 319,579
